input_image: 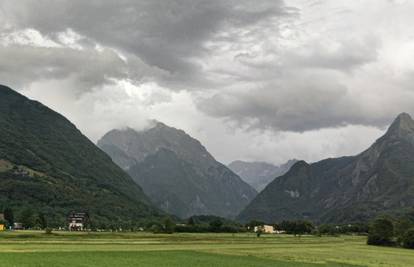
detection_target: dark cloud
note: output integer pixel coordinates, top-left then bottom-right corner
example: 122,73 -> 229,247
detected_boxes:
0,0 -> 413,164
0,0 -> 289,89
198,67 -> 396,132
0,44 -> 164,93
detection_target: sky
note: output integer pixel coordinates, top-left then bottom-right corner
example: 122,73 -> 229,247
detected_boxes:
0,0 -> 413,165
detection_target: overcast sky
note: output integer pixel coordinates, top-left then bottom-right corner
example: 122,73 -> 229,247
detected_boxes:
1,0 -> 413,165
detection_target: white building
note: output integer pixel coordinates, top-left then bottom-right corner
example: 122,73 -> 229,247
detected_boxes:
254,225 -> 276,234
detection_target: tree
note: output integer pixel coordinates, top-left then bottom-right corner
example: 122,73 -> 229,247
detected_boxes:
247,220 -> 264,228
293,220 -> 314,236
405,208 -> 414,222
279,220 -> 295,233
20,208 -> 35,229
162,217 -> 175,234
367,217 -> 394,246
319,224 -> 339,236
3,208 -> 14,226
256,227 -> 263,237
150,224 -> 162,233
36,212 -> 48,229
395,218 -> 413,244
402,228 -> 414,249
187,217 -> 195,226
279,220 -> 314,236
209,219 -> 223,232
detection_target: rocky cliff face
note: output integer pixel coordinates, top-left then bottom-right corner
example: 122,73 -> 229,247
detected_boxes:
228,160 -> 298,192
238,113 -> 414,224
98,122 -> 257,219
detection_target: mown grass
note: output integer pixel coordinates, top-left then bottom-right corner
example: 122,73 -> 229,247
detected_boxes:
0,231 -> 413,267
0,251 -> 360,267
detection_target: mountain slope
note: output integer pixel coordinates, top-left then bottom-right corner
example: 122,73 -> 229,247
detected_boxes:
0,85 -> 161,226
238,113 -> 414,224
98,123 -> 257,218
228,160 -> 298,192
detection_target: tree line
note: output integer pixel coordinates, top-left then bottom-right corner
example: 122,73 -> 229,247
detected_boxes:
0,207 -> 48,230
367,213 -> 414,249
2,205 -> 414,250
247,219 -> 369,236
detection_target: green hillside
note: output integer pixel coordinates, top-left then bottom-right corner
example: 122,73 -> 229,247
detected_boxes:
0,85 -> 161,227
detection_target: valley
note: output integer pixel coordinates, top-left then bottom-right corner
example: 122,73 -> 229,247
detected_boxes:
1,1 -> 414,266
1,231 -> 414,267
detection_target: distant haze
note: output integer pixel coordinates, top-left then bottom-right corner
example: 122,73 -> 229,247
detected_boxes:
228,160 -> 298,192
1,1 -> 413,164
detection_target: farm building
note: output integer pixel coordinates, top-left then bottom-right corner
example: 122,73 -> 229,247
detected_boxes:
13,222 -> 23,230
254,225 -> 276,234
68,211 -> 89,231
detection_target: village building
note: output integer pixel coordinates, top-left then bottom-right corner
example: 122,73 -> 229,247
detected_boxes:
12,166 -> 30,176
254,225 -> 277,234
0,213 -> 4,231
68,211 -> 89,231
0,213 -> 6,231
13,222 -> 23,230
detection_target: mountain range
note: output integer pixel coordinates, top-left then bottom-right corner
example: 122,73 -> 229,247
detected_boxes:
0,85 -> 161,226
3,84 -> 414,226
228,160 -> 298,192
98,123 -> 257,219
238,113 -> 414,224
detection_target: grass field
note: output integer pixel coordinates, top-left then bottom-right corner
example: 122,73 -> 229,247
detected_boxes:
1,231 -> 413,267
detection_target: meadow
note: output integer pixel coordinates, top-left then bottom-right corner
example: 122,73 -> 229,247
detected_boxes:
0,231 -> 413,267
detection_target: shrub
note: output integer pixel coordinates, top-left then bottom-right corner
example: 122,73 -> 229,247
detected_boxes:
208,219 -> 223,232
150,224 -> 163,233
162,217 -> 175,234
395,218 -> 413,244
318,224 -> 340,236
279,220 -> 314,236
45,228 -> 53,234
3,208 -> 14,226
402,228 -> 414,249
367,218 -> 394,246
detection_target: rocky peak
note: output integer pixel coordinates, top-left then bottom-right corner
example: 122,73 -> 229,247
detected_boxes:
386,112 -> 414,137
98,121 -> 216,169
356,113 -> 414,172
98,121 -> 257,218
290,160 -> 310,170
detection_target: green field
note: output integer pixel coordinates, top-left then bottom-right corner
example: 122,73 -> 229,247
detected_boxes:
1,231 -> 413,267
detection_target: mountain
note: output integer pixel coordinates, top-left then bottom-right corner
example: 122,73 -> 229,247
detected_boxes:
228,160 -> 298,192
0,85 -> 161,226
238,113 -> 414,224
98,123 -> 257,219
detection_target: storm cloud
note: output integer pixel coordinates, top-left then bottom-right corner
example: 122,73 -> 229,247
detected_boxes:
0,0 -> 414,164
0,0 -> 290,90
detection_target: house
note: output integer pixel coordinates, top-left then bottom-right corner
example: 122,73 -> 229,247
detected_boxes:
13,222 -> 23,230
68,211 -> 89,231
254,225 -> 276,234
0,214 -> 5,231
12,166 -> 30,176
